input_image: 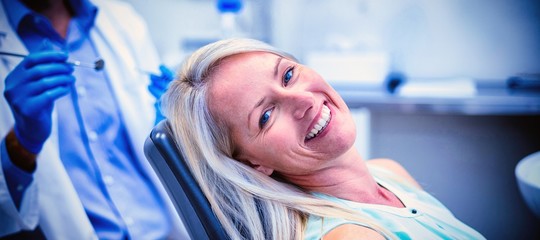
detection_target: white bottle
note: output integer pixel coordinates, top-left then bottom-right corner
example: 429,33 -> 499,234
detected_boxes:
217,0 -> 243,39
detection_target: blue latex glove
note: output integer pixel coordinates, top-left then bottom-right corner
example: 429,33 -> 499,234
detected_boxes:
148,64 -> 174,124
4,51 -> 75,153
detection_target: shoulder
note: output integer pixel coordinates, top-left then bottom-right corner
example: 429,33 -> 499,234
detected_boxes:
367,158 -> 422,189
324,224 -> 385,240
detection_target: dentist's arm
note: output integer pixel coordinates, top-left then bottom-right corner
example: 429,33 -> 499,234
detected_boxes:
4,51 -> 74,158
2,51 -> 74,203
4,129 -> 36,172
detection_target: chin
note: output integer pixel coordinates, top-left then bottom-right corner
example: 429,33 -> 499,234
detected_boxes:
331,116 -> 357,154
311,125 -> 356,158
334,131 -> 357,154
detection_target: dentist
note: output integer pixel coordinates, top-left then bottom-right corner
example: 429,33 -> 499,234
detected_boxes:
0,0 -> 188,239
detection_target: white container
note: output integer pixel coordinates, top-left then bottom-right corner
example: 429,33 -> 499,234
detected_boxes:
515,151 -> 540,218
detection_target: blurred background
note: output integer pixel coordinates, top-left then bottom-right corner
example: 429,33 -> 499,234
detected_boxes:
125,0 -> 540,239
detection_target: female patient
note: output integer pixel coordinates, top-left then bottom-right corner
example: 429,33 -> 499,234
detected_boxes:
161,38 -> 485,240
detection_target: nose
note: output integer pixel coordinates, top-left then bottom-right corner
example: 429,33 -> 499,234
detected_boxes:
281,90 -> 314,119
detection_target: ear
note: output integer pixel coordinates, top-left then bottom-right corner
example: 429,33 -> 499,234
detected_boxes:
236,154 -> 274,176
253,164 -> 274,176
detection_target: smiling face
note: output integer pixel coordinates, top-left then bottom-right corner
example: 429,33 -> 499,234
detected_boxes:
208,52 -> 357,179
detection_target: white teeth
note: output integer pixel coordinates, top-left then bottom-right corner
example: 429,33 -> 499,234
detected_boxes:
322,112 -> 329,119
322,106 -> 330,114
306,105 -> 331,140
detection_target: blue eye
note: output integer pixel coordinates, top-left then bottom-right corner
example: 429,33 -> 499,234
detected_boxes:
259,108 -> 273,128
283,67 -> 294,86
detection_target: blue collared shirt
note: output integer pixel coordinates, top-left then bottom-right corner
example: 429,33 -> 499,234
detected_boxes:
1,0 -> 170,239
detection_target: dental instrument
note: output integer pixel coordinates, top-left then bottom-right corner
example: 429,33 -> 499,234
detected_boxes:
0,51 -> 105,71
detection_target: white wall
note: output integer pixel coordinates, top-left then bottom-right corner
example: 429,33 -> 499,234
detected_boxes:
270,0 -> 540,80
127,0 -> 540,79
125,0 -> 270,68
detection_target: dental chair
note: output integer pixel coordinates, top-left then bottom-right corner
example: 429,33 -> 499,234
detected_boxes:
144,120 -> 229,240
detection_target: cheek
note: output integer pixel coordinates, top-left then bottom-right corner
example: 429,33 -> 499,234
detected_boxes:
237,131 -> 293,165
251,127 -> 299,166
263,128 -> 296,155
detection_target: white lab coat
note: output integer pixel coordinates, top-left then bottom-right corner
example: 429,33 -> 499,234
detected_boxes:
0,0 -> 188,239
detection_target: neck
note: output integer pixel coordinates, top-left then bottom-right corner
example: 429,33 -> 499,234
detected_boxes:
285,148 -> 404,208
25,0 -> 73,38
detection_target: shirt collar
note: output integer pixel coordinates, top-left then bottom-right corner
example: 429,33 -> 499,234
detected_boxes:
1,0 -> 98,34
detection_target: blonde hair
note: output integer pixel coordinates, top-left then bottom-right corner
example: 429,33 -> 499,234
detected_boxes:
162,38 -> 395,240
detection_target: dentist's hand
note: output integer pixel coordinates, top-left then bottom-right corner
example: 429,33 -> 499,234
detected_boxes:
4,51 -> 75,154
148,64 -> 174,124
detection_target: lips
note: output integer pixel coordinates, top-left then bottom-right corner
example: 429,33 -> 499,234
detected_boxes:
306,104 -> 331,140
